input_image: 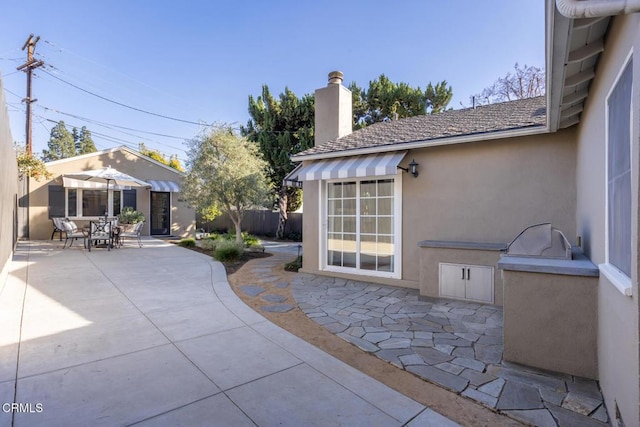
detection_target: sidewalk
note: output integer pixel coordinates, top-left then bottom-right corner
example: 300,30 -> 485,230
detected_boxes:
0,240 -> 454,426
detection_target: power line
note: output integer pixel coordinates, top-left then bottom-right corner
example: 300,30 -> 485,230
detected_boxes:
40,68 -> 211,127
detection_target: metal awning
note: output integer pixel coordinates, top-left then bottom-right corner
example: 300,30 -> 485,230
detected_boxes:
284,151 -> 407,186
147,180 -> 181,192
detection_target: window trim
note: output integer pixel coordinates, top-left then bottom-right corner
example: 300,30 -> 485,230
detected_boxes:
602,51 -> 633,297
320,174 -> 402,279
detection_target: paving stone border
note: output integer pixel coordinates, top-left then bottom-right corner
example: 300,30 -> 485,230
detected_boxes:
292,273 -> 608,426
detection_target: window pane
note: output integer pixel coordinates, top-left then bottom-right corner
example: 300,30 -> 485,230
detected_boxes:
377,255 -> 393,272
607,60 -> 632,277
328,183 -> 342,199
343,217 -> 356,233
343,233 -> 356,268
113,191 -> 122,216
83,190 -> 108,217
343,199 -> 356,215
360,235 -> 376,271
67,189 -> 77,217
360,217 -> 376,234
378,217 -> 393,235
378,198 -> 393,215
343,182 -> 356,198
378,235 -> 394,255
328,217 -> 342,233
328,233 -> 342,251
361,199 -> 376,215
328,200 -> 341,215
48,186 -> 65,218
361,181 -> 376,197
378,180 -> 394,197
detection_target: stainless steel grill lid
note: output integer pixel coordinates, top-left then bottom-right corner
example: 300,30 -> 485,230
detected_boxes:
505,223 -> 572,259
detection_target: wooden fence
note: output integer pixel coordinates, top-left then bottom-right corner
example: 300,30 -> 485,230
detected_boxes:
197,210 -> 302,239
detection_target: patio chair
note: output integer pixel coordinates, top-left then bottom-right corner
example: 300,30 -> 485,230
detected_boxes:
119,222 -> 144,248
51,217 -> 65,241
61,220 -> 87,249
87,220 -> 114,252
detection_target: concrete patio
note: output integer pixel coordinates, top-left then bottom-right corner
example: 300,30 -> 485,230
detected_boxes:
0,240 -> 454,426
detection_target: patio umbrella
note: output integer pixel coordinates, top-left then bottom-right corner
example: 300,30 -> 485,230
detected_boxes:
62,166 -> 151,191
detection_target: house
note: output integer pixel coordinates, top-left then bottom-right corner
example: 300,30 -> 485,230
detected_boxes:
28,146 -> 195,240
288,1 -> 640,425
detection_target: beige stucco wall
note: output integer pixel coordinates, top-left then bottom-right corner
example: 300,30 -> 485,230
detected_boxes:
29,149 -> 195,240
420,248 -> 504,305
502,270 -> 598,379
574,14 -> 640,427
301,129 -> 577,293
0,74 -> 18,282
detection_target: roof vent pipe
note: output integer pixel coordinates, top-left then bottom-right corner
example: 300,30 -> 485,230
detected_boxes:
556,0 -> 640,18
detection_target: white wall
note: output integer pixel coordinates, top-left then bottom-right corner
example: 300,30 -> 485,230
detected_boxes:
0,73 -> 19,285
575,14 -> 640,427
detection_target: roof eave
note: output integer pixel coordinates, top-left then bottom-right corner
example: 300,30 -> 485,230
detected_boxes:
546,0 -> 574,132
291,125 -> 548,162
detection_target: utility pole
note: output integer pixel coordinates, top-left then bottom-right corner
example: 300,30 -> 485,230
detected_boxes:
17,34 -> 44,154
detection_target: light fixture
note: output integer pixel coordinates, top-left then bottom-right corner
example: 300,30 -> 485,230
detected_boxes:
398,159 -> 419,177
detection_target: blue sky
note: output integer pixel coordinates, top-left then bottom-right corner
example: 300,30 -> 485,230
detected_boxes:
0,1 -> 545,164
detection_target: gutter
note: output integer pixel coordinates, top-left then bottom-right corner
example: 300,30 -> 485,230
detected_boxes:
556,0 -> 640,18
291,125 -> 547,162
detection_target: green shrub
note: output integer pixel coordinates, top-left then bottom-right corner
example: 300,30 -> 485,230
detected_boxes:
243,233 -> 261,248
213,240 -> 244,262
200,238 -> 218,251
117,207 -> 145,224
284,256 -> 302,272
178,238 -> 196,248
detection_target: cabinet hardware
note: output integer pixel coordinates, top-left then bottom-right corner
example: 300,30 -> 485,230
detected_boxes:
467,268 -> 471,280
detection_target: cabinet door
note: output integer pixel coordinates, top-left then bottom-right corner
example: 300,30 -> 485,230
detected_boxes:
465,265 -> 494,303
439,263 -> 466,299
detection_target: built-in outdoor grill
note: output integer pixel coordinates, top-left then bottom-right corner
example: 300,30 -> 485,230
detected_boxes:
504,222 -> 572,260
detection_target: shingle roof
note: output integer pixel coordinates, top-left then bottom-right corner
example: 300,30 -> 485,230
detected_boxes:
296,96 -> 546,158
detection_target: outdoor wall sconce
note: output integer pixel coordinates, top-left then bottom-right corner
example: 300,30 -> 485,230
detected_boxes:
398,159 -> 419,177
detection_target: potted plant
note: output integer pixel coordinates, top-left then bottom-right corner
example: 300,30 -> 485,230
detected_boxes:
117,207 -> 145,232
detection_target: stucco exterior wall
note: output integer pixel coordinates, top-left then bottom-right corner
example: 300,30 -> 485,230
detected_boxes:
301,130 -> 577,292
29,149 -> 195,240
502,270 -> 598,379
574,14 -> 640,427
0,74 -> 18,282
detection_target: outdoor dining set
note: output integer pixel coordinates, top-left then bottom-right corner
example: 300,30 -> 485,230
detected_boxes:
52,217 -> 144,251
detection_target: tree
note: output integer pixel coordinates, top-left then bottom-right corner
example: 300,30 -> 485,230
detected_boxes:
242,86 -> 314,239
139,143 -> 184,172
73,126 -> 97,155
469,63 -> 545,106
42,121 -> 75,161
15,144 -> 52,181
182,126 -> 270,243
350,74 -> 453,128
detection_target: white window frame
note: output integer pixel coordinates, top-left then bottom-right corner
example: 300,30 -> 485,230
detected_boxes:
65,188 -> 123,219
320,174 -> 402,279
601,51 -> 633,297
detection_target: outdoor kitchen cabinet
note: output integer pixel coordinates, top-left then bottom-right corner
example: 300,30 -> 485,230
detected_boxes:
439,263 -> 494,303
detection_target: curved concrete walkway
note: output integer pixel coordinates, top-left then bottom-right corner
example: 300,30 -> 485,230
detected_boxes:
0,240 -> 454,426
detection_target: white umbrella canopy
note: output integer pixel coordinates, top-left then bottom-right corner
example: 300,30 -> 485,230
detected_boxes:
62,166 -> 151,190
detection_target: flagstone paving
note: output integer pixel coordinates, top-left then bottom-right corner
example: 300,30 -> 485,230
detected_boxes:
292,273 -> 609,427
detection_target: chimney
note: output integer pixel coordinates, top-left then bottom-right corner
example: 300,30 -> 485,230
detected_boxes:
314,71 -> 352,146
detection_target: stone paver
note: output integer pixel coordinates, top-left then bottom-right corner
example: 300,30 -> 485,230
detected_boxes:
262,294 -> 287,303
259,304 -> 294,313
292,272 -> 609,426
239,284 -> 265,297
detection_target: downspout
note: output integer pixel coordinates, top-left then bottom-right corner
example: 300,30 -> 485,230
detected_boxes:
556,0 -> 640,18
